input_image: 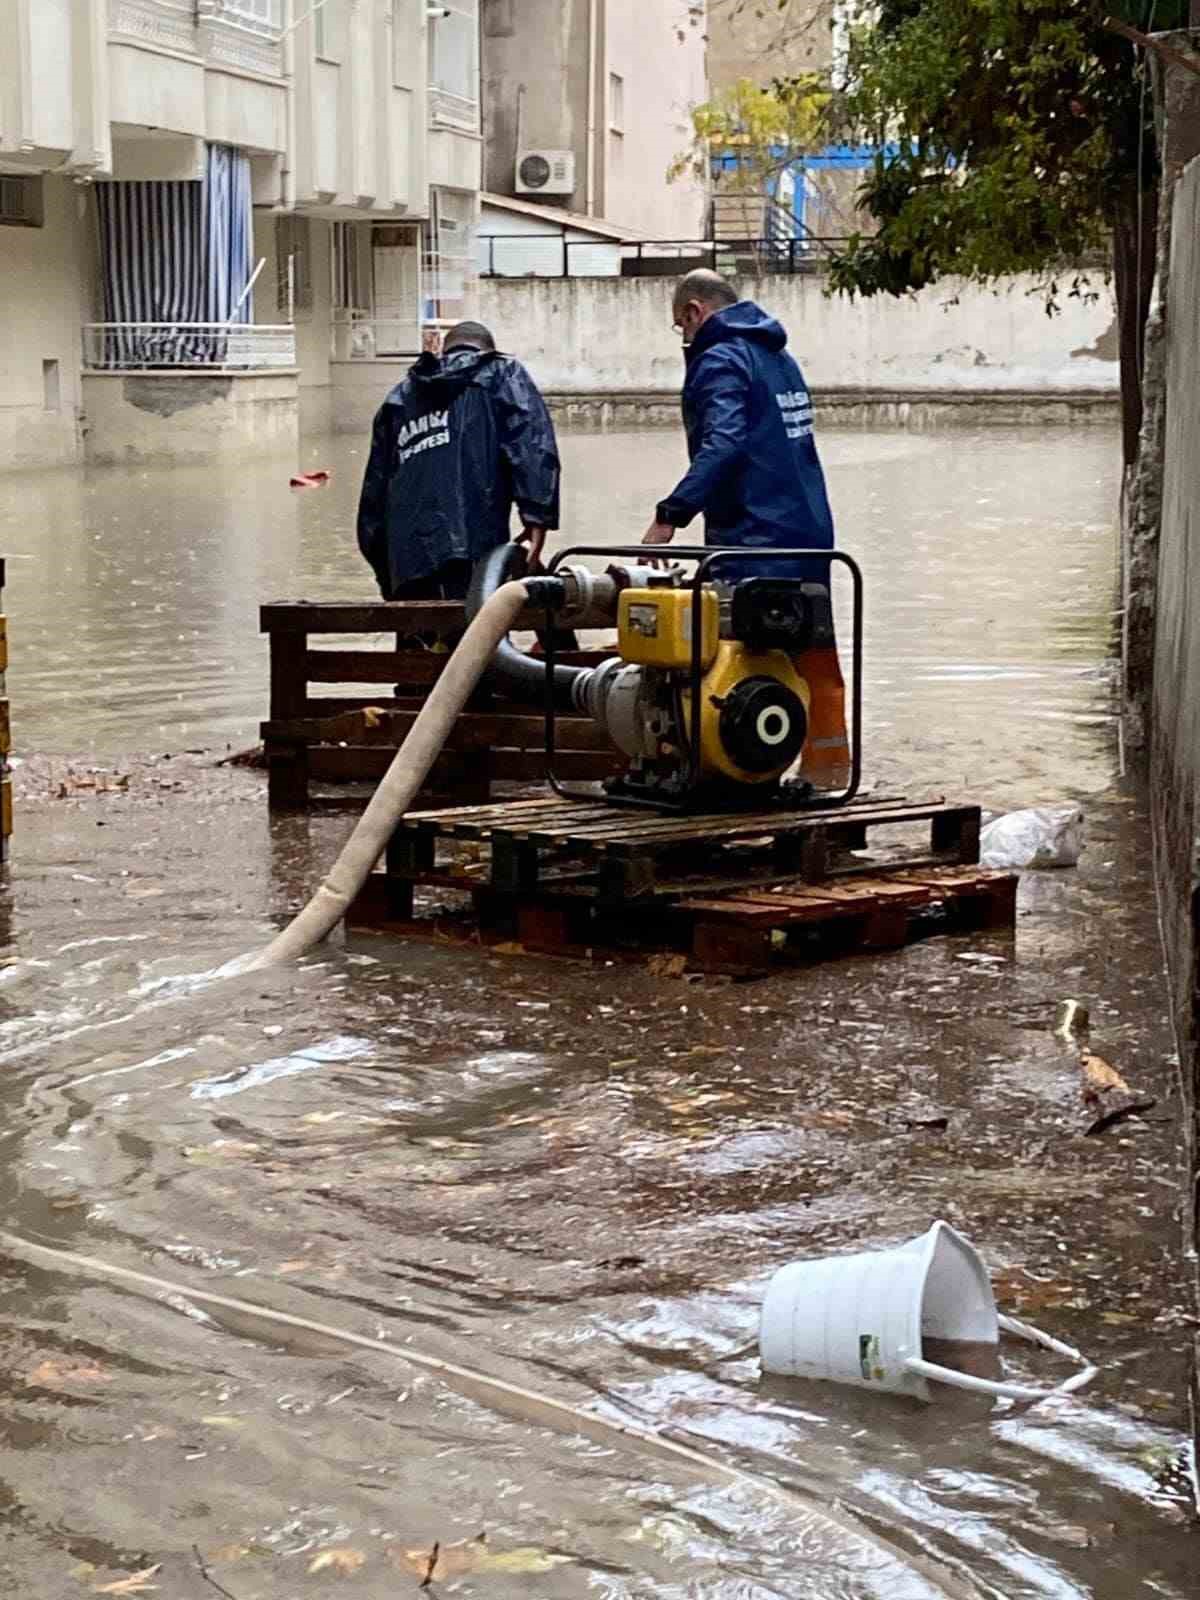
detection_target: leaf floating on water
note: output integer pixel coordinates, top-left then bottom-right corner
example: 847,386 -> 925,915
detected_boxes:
28,1356 -> 112,1388
307,1547 -> 366,1576
646,953 -> 687,979
479,1548 -> 573,1573
199,1414 -> 246,1429
92,1566 -> 161,1595
398,1534 -> 570,1582
301,1111 -> 346,1125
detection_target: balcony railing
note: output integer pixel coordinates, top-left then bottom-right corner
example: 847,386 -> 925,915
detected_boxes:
477,235 -> 852,280
82,323 -> 297,373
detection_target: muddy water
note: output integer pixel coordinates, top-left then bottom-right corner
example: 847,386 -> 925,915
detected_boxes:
0,428 -> 1195,1598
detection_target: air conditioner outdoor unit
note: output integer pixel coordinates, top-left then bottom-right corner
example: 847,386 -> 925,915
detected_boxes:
515,149 -> 576,196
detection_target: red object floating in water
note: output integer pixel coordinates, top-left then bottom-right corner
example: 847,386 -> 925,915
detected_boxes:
290,469 -> 332,489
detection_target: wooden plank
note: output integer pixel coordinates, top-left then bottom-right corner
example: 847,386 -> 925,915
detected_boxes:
262,600 -> 465,635
0,698 -> 10,756
306,746 -> 619,783
0,616 -> 8,673
265,741 -> 309,810
600,802 -> 979,858
269,630 -> 308,720
305,647 -> 615,687
262,710 -> 614,753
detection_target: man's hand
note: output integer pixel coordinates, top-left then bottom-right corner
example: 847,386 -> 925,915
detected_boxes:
515,525 -> 547,569
642,520 -> 676,547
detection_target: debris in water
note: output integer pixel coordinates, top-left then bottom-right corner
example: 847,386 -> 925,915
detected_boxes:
92,1567 -> 161,1595
307,1548 -> 366,1576
289,469 -> 331,489
1080,1049 -> 1156,1135
980,805 -> 1083,868
27,1355 -> 112,1388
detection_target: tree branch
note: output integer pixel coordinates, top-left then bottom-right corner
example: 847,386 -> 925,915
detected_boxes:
1103,15 -> 1200,80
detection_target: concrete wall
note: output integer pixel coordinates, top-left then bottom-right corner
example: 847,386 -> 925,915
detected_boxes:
80,371 -> 298,464
1150,151 -> 1200,1474
706,0 -> 833,86
475,270 -> 1120,396
0,177 -> 89,470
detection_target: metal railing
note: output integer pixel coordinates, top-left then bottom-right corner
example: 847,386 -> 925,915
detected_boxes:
477,235 -> 851,280
81,323 -> 296,373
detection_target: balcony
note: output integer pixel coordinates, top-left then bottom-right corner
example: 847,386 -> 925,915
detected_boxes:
82,322 -> 296,372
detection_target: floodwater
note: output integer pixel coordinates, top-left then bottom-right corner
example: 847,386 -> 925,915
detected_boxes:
0,427 -> 1195,1599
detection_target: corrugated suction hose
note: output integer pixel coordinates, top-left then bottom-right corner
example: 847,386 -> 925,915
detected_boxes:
232,577 -> 532,972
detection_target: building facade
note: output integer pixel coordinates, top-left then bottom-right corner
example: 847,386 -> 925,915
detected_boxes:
0,0 -> 482,469
481,0 -> 708,243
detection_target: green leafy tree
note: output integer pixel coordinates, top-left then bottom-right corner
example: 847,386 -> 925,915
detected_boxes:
825,1 -> 1192,463
669,75 -> 830,198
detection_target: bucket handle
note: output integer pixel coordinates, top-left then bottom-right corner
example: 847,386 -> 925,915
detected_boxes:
904,1314 -> 1097,1404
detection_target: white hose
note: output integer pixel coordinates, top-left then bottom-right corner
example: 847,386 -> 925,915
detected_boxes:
233,579 -> 531,972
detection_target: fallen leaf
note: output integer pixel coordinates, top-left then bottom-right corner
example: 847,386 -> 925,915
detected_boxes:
1080,1051 -> 1129,1097
398,1535 -> 570,1581
479,1548 -> 572,1574
491,941 -> 526,955
275,1259 -> 312,1275
308,1548 -> 366,1576
28,1356 -> 112,1388
205,1544 -> 253,1564
92,1567 -> 161,1595
646,954 -> 687,979
200,1415 -> 246,1429
301,1111 -> 345,1125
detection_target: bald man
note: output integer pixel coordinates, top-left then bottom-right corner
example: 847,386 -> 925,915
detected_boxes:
643,270 -> 834,580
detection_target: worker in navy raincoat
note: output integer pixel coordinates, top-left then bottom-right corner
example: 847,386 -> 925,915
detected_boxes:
357,321 -> 560,601
642,271 -> 834,582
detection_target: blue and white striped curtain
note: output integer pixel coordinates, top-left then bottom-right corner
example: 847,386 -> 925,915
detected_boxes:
94,144 -> 252,366
203,143 -> 252,325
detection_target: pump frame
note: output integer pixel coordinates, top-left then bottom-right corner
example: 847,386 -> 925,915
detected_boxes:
542,545 -> 863,813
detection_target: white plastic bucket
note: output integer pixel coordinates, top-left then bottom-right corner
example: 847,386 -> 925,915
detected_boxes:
760,1221 -> 1095,1403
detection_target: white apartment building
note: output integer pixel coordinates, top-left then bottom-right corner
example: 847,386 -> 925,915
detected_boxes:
0,0 -> 483,469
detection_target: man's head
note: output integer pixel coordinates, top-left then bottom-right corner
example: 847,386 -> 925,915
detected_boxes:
442,320 -> 496,354
672,270 -> 737,345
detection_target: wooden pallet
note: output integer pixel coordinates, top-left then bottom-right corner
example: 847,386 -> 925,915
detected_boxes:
260,599 -> 620,811
383,793 -> 983,904
346,862 -> 1016,977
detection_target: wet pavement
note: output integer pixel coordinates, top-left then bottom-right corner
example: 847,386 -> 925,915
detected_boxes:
0,427 -> 1195,1598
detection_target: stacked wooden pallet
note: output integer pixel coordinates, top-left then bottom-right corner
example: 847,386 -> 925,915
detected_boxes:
346,794 -> 1016,976
260,599 -> 621,810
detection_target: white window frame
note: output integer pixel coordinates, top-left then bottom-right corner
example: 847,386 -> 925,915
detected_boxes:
428,0 -> 480,130
216,0 -> 282,35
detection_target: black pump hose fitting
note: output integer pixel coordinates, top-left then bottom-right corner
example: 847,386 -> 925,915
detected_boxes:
464,543 -> 589,712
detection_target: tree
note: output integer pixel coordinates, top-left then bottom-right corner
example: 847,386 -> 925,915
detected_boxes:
669,74 -> 831,195
825,1 -> 1192,464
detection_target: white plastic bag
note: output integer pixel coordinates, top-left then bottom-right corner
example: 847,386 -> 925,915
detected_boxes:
979,806 -> 1083,870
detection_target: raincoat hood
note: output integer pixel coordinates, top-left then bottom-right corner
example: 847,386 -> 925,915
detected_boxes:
688,301 -> 787,363
397,346 -> 503,407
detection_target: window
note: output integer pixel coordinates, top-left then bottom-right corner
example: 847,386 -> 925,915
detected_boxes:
42,360 -> 60,414
429,0 -> 479,117
422,189 -> 474,323
314,0 -> 344,61
221,0 -> 282,33
608,72 -> 624,135
276,216 -> 313,315
0,175 -> 43,229
608,70 -> 625,181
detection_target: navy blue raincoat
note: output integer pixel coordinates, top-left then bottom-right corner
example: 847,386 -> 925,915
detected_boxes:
357,348 -> 560,596
656,301 -> 834,580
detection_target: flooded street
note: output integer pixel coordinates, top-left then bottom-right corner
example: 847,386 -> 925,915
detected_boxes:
0,426 -> 1194,1598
